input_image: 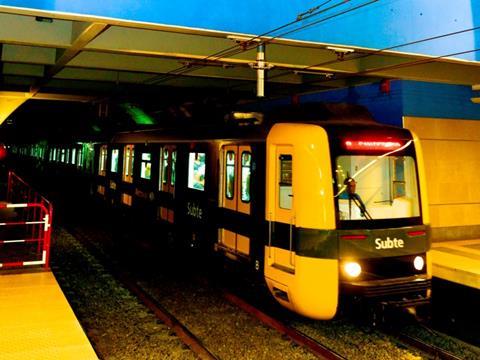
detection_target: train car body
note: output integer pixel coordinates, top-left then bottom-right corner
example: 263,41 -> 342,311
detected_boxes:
12,103 -> 432,320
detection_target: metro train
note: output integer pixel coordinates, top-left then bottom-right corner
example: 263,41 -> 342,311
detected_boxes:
11,103 -> 432,320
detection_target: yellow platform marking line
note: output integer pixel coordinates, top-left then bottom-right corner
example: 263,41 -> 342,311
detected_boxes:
432,239 -> 480,248
433,246 -> 480,261
440,244 -> 480,257
431,249 -> 480,289
0,271 -> 97,360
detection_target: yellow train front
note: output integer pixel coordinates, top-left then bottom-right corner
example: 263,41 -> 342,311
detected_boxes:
263,121 -> 431,320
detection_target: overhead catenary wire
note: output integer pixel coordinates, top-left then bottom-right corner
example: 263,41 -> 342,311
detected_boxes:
145,0 -> 376,85
266,24 -> 480,83
144,0 -> 480,97
266,46 -> 480,94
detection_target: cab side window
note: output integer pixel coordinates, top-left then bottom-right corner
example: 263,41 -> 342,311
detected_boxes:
279,154 -> 292,209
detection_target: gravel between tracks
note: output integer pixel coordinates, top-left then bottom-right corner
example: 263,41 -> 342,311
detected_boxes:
51,228 -> 196,360
51,226 -> 317,359
50,223 -> 480,360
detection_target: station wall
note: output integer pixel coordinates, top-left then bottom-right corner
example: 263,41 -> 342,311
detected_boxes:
404,117 -> 480,241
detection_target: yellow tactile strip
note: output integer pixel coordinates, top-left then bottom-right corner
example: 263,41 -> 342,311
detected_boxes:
0,271 -> 97,360
431,239 -> 480,290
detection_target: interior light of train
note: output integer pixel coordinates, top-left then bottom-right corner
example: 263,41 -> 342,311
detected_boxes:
343,262 -> 362,278
413,256 -> 425,271
343,139 -> 402,151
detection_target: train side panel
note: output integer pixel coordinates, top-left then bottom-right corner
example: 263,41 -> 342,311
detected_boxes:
264,123 -> 338,319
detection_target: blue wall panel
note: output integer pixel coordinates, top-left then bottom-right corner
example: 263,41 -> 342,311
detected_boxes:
300,81 -> 404,126
244,80 -> 480,126
1,0 -> 479,60
401,81 -> 480,121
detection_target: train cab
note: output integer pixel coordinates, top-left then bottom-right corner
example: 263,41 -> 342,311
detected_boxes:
263,121 -> 431,319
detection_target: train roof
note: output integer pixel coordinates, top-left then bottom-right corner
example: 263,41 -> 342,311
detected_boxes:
111,102 -> 410,144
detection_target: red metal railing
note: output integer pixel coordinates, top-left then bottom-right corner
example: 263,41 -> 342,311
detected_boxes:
0,171 -> 53,269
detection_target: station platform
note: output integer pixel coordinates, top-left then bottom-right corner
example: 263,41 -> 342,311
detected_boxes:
431,239 -> 480,289
0,270 -> 97,360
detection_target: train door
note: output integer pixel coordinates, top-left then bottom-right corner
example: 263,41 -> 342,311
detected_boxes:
158,145 -> 176,223
218,145 -> 252,257
267,145 -> 295,274
121,144 -> 134,206
96,144 -> 108,197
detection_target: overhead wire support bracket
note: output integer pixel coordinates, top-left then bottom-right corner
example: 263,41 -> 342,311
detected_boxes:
255,43 -> 268,97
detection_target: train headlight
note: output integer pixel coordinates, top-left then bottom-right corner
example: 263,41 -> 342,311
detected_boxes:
413,256 -> 425,271
343,261 -> 362,278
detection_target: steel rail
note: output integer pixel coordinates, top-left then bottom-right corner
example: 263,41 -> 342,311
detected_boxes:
223,291 -> 346,360
395,331 -> 464,360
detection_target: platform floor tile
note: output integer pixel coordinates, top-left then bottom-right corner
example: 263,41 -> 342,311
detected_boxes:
432,239 -> 480,289
0,271 -> 97,360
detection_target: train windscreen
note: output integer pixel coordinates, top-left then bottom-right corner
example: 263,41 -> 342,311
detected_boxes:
334,152 -> 420,222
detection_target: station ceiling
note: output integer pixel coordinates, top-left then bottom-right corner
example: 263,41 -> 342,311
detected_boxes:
1,6 -> 480,130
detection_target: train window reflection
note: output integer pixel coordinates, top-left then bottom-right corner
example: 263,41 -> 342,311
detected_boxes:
188,152 -> 206,191
241,152 -> 251,203
335,155 -> 420,220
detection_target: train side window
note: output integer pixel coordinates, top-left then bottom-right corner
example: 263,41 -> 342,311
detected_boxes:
279,154 -> 292,210
123,144 -> 135,183
188,152 -> 206,191
171,150 -> 177,186
111,149 -> 119,173
140,152 -> 152,180
71,148 -> 76,165
225,151 -> 235,199
161,148 -> 169,186
61,148 -> 65,163
77,148 -> 83,168
241,152 -> 252,203
98,145 -> 108,176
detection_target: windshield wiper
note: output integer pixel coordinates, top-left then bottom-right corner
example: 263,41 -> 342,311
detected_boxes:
348,193 -> 372,220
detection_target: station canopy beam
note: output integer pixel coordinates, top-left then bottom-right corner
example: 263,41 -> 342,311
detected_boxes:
1,6 -> 480,124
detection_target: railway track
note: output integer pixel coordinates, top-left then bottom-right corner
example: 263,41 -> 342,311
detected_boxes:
67,225 -> 475,360
394,330 -> 464,360
73,226 -> 346,359
70,228 -> 218,360
224,289 -> 468,360
223,291 -> 346,360
71,225 -> 350,359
